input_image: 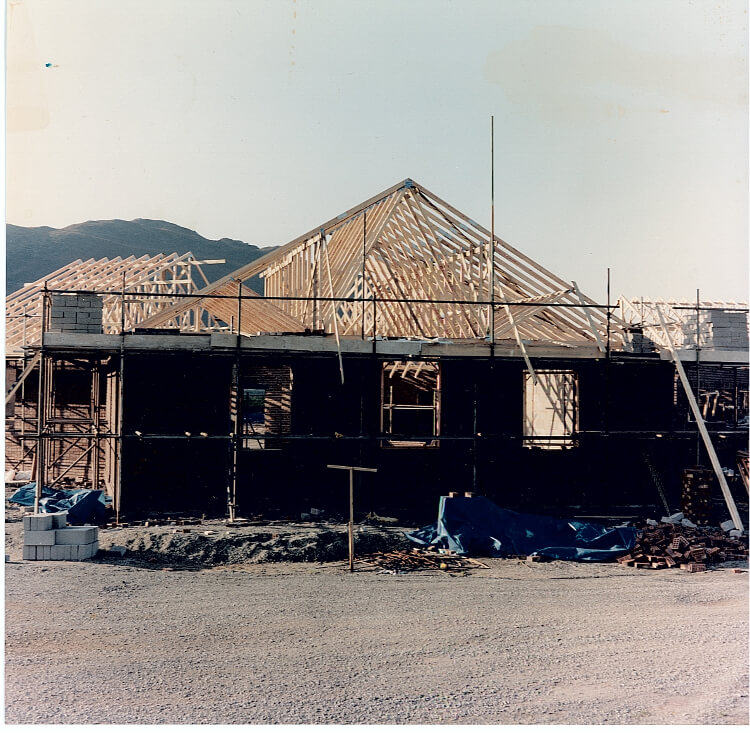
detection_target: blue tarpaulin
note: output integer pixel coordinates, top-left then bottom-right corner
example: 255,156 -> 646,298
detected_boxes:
9,483 -> 109,525
406,496 -> 638,562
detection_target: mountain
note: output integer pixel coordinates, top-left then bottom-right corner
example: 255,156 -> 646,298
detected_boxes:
5,219 -> 274,294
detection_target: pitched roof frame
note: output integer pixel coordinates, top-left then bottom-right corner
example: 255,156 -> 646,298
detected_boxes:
135,179 -> 628,347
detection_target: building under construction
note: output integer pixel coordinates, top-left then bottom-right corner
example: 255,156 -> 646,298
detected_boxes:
5,180 -> 748,525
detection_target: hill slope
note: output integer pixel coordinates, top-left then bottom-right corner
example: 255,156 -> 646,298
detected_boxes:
6,219 -> 273,294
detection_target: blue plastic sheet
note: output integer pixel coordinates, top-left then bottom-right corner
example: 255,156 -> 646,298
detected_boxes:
9,483 -> 108,524
406,496 -> 638,562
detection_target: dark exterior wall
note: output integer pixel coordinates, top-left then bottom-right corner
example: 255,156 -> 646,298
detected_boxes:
112,349 -> 748,522
235,354 -> 696,522
578,359 -> 675,432
120,353 -> 233,514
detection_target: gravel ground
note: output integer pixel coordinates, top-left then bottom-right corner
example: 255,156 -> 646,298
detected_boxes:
5,532 -> 749,724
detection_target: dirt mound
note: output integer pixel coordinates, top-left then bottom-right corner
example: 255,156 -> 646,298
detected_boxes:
96,522 -> 415,567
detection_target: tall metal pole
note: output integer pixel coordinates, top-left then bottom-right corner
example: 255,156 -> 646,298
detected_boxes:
230,279 -> 243,521
92,362 -> 101,492
606,268 -> 611,360
489,115 -> 495,345
34,284 -> 48,513
116,274 -> 126,522
361,211 -> 367,341
695,288 -> 701,464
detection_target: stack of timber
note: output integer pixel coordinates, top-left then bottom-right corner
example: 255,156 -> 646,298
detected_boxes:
681,467 -> 713,525
357,548 -> 489,574
617,523 -> 748,571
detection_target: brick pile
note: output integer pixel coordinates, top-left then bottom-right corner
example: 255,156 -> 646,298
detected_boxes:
681,467 -> 713,525
23,512 -> 99,561
617,522 -> 747,571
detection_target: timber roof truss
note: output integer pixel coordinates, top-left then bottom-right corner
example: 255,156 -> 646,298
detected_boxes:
138,179 -> 627,349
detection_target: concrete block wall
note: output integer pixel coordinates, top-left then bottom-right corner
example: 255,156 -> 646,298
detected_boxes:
47,294 -> 104,335
22,512 -> 99,561
682,311 -> 749,351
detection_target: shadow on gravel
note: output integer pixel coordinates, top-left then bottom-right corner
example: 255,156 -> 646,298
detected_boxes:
90,555 -> 207,571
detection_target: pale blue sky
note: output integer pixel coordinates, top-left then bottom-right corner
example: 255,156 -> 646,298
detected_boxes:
7,0 -> 748,302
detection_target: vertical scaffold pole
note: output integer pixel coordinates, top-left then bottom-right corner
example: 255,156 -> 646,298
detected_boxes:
34,284 -> 48,513
489,115 -> 496,345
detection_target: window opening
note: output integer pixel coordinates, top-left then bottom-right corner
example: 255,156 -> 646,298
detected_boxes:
381,361 -> 440,448
523,369 -> 578,449
241,366 -> 292,450
696,389 -> 748,425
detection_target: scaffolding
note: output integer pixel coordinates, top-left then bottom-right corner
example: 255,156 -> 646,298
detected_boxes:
6,179 -> 746,523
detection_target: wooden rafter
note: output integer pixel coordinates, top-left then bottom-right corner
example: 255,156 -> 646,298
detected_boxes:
131,179 -> 628,348
5,252 -> 219,353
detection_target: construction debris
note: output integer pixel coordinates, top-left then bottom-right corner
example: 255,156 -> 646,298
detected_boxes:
617,522 -> 748,570
681,467 -> 713,525
661,512 -> 684,524
361,512 -> 399,526
356,548 -> 490,574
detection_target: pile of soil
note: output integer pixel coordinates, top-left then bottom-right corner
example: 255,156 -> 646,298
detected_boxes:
102,522 -> 415,567
4,505 -> 415,567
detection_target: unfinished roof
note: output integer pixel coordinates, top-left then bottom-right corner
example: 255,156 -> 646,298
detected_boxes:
139,179 -> 627,349
5,252 -> 302,355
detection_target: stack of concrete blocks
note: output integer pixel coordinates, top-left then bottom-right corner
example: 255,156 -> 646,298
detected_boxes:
681,311 -> 711,350
47,294 -> 103,334
23,512 -> 99,561
682,310 -> 749,352
708,310 -> 748,351
627,328 -> 658,354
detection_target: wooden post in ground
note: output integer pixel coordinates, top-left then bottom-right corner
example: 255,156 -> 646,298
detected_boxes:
326,464 -> 377,572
